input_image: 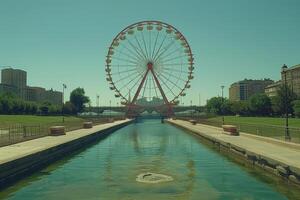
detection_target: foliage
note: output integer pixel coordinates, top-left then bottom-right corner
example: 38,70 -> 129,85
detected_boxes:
206,82 -> 300,117
230,101 -> 250,115
0,92 -> 60,115
293,100 -> 300,118
70,88 -> 90,113
275,84 -> 297,115
63,101 -> 76,115
206,97 -> 233,115
248,93 -> 272,116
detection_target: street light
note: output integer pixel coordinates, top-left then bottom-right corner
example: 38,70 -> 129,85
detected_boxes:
281,64 -> 290,141
109,100 -> 112,119
62,84 -> 67,123
96,95 -> 100,117
190,100 -> 193,119
221,85 -> 225,125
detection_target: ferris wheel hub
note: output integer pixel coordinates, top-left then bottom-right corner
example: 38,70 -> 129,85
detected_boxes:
147,62 -> 153,70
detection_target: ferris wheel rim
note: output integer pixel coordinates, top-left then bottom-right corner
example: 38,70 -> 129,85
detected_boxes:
105,20 -> 194,105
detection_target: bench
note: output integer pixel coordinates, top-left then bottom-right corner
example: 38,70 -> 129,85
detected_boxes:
83,122 -> 93,129
49,126 -> 65,136
189,120 -> 197,125
222,125 -> 239,136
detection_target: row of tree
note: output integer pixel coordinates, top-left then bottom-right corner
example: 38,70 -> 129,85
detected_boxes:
206,85 -> 300,117
0,93 -> 62,115
0,87 -> 90,115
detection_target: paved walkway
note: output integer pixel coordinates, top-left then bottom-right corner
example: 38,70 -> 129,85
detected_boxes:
0,119 -> 130,165
168,119 -> 300,172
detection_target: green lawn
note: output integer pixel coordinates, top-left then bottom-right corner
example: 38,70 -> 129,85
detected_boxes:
0,115 -> 84,127
209,116 -> 300,128
203,116 -> 300,143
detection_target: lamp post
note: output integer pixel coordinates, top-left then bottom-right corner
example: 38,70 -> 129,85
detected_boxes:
109,100 -> 112,119
62,84 -> 67,123
96,95 -> 100,117
281,64 -> 290,141
221,85 -> 225,125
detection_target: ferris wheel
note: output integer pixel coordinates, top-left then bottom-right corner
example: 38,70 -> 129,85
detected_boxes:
105,21 -> 194,116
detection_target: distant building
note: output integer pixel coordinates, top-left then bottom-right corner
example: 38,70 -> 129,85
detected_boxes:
24,87 -> 62,105
0,67 -> 62,105
281,64 -> 300,96
0,68 -> 27,98
229,79 -> 274,101
0,83 -> 18,96
265,81 -> 281,97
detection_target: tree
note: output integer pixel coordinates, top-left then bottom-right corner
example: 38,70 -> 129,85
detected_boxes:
70,88 -> 90,113
206,97 -> 232,115
63,101 -> 76,115
231,101 -> 250,116
248,93 -> 271,116
293,100 -> 300,118
206,97 -> 223,114
273,84 -> 297,115
39,102 -> 51,115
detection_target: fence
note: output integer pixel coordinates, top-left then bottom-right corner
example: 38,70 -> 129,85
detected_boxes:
175,115 -> 300,143
0,116 -> 126,147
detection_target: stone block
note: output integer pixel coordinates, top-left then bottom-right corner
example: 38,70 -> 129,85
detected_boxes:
83,122 -> 93,129
49,126 -> 65,136
289,175 -> 300,184
189,120 -> 197,125
222,125 -> 239,136
276,165 -> 289,176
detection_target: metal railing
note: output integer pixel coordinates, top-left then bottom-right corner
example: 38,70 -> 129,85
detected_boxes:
0,116 -> 126,147
174,116 -> 300,143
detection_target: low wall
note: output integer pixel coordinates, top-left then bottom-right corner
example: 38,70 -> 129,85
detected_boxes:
0,120 -> 132,189
167,120 -> 300,187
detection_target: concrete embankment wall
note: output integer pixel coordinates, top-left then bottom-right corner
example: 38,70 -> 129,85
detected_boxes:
0,120 -> 132,189
167,120 -> 300,187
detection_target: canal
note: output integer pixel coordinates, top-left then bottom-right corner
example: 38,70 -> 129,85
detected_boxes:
0,119 -> 298,199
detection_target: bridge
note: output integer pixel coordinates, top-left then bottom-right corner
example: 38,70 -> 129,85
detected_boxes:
85,105 -> 205,115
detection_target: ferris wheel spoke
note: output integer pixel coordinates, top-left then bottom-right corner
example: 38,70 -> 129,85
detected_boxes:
149,30 -> 152,60
161,55 -> 187,63
111,68 -> 137,75
161,69 -> 187,83
154,71 -> 177,97
161,67 -> 189,74
153,38 -> 177,63
113,48 -> 145,64
109,64 -> 138,67
114,70 -> 141,84
119,69 -> 145,91
127,38 -> 148,62
152,33 -> 168,62
159,46 -> 185,61
156,70 -> 184,91
118,41 -> 145,62
132,35 -> 148,61
111,56 -> 140,65
151,31 -> 160,59
141,31 -> 150,59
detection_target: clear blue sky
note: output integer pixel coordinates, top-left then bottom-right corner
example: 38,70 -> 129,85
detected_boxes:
0,0 -> 299,106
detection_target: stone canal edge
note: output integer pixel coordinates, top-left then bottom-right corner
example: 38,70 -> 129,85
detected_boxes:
0,119 -> 132,189
167,119 -> 300,187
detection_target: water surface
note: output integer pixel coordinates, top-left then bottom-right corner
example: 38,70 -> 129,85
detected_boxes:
0,120 -> 297,200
